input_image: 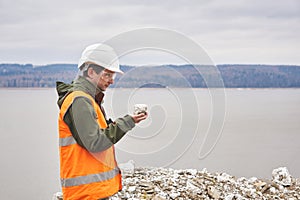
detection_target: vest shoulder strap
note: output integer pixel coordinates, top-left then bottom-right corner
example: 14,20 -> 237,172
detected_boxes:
60,90 -> 107,129
60,91 -> 95,118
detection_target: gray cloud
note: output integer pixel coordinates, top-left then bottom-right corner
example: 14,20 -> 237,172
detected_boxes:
0,0 -> 299,65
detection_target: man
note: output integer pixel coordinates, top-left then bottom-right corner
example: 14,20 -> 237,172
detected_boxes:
56,43 -> 147,200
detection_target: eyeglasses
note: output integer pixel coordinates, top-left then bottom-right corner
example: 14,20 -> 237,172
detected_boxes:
101,71 -> 116,80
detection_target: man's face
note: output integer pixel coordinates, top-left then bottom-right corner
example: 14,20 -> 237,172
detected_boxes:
94,69 -> 115,91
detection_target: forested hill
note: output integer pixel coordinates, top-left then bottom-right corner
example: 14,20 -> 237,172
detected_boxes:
0,63 -> 299,88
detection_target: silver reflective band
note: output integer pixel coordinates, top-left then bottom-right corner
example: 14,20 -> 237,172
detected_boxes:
59,136 -> 77,147
61,167 -> 120,187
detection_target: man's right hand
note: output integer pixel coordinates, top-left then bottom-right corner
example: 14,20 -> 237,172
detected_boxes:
131,112 -> 148,123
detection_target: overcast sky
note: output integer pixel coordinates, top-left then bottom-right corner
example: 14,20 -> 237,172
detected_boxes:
0,0 -> 299,65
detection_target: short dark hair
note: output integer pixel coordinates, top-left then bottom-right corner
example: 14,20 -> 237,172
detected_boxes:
82,63 -> 105,77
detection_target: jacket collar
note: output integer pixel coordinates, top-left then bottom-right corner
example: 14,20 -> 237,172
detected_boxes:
73,76 -> 105,104
56,76 -> 105,108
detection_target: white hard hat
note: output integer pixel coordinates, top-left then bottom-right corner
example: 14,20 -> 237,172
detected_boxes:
78,43 -> 123,74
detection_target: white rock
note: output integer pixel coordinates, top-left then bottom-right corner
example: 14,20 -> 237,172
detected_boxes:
248,177 -> 258,183
119,160 -> 135,176
128,197 -> 140,200
133,104 -> 147,115
225,193 -> 246,200
172,173 -> 180,179
237,177 -> 247,183
169,191 -> 180,199
207,186 -> 221,199
52,192 -> 63,200
128,186 -> 136,192
217,173 -> 232,182
272,167 -> 292,186
158,191 -> 168,198
201,168 -> 208,174
187,169 -> 197,176
270,187 -> 276,194
186,180 -> 198,190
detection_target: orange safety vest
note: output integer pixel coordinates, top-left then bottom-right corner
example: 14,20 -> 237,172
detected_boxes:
58,91 -> 122,200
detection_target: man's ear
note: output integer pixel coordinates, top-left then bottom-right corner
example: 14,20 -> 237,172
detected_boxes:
87,67 -> 95,78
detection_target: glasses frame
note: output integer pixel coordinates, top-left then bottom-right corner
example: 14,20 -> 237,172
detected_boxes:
100,71 -> 116,80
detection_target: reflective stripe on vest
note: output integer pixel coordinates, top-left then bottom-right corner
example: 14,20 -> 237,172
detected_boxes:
61,167 -> 120,187
59,136 -> 77,147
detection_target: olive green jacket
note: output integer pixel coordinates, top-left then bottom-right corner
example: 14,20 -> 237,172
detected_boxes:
56,76 -> 135,152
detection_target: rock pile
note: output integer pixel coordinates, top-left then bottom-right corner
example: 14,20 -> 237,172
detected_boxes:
111,166 -> 300,200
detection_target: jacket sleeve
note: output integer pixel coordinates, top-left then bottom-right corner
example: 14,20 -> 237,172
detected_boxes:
63,97 -> 135,152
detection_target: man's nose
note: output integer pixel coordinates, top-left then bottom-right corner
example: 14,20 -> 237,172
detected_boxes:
108,78 -> 114,84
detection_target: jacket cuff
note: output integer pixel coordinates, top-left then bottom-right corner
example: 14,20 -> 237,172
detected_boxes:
123,114 -> 135,129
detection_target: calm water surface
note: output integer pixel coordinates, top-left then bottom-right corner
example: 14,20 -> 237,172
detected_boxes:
0,88 -> 299,199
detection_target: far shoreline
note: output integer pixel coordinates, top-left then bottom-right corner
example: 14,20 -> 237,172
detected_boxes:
1,87 -> 300,90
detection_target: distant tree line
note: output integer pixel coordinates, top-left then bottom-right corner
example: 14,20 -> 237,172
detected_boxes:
0,63 -> 300,88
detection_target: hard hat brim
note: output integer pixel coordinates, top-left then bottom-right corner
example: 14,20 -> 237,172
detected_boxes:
78,43 -> 124,74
